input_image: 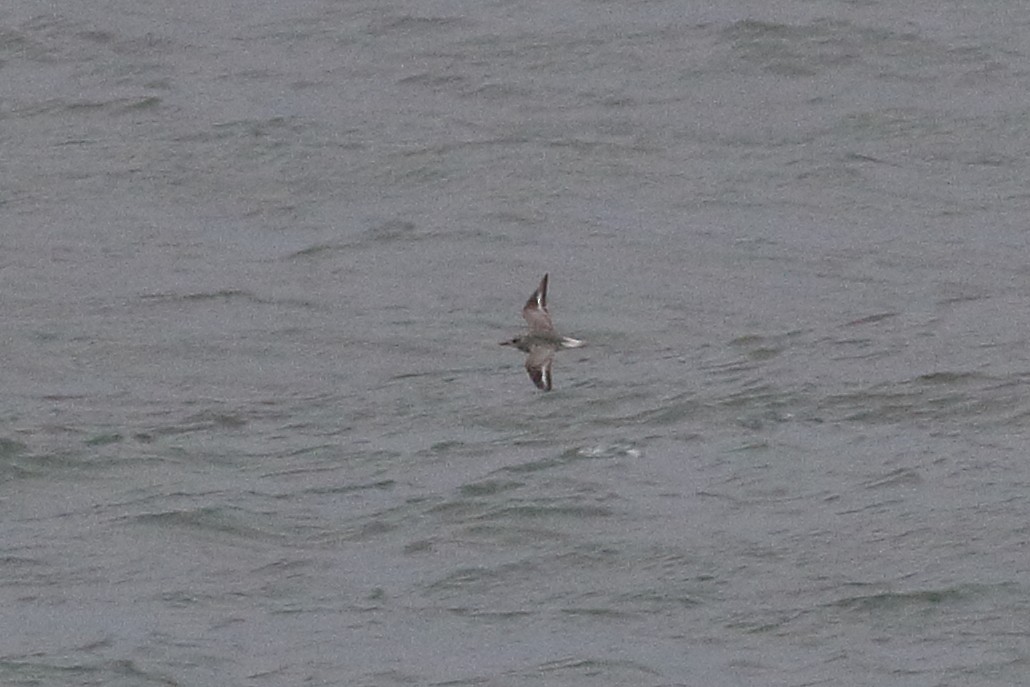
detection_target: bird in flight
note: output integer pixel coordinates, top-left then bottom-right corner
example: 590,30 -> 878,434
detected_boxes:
500,274 -> 584,391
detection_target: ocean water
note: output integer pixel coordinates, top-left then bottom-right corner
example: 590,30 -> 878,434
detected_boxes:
3,1 -> 1030,685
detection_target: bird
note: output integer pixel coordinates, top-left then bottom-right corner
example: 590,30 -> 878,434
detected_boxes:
500,273 -> 584,391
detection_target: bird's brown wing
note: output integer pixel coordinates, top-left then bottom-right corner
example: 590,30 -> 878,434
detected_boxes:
525,346 -> 555,391
521,273 -> 554,334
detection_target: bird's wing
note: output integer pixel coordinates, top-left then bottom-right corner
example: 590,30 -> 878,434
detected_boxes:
524,346 -> 555,391
521,273 -> 554,333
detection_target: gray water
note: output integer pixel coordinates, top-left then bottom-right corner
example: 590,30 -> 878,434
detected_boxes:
3,1 -> 1030,685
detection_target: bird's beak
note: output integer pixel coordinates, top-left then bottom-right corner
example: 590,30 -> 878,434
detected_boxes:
499,340 -> 512,346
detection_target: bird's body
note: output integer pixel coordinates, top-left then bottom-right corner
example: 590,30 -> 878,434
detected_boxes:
500,274 -> 584,391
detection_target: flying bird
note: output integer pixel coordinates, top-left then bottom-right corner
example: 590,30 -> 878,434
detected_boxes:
500,273 -> 584,391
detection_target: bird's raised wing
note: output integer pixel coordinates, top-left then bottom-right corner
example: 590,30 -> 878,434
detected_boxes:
521,273 -> 554,333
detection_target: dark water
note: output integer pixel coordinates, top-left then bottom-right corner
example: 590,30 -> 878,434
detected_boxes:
3,1 -> 1030,685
